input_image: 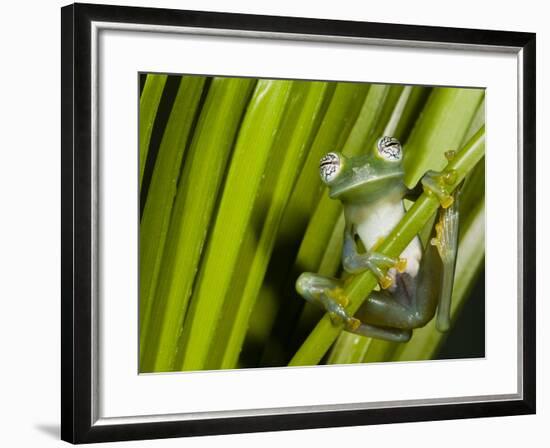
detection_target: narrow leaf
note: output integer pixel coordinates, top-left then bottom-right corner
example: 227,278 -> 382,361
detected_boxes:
209,81 -> 330,370
139,74 -> 167,190
404,87 -> 484,188
140,78 -> 255,372
250,82 -> 371,366
139,76 -> 206,362
176,80 -> 293,371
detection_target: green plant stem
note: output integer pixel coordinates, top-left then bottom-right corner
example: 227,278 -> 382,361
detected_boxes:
289,126 -> 485,367
139,74 -> 167,191
139,77 -> 206,362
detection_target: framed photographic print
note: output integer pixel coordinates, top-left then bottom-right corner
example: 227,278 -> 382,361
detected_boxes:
61,2 -> 536,444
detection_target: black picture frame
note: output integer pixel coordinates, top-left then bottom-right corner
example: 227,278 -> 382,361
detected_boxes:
61,2 -> 536,444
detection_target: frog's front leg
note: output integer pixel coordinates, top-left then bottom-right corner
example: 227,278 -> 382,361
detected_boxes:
342,224 -> 407,290
420,150 -> 459,209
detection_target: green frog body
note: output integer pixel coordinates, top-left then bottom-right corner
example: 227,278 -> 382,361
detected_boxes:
296,137 -> 459,342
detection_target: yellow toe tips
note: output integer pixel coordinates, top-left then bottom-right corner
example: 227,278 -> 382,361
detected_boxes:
444,150 -> 457,161
346,317 -> 361,332
328,312 -> 342,326
395,258 -> 407,273
334,290 -> 349,308
440,194 -> 454,209
431,222 -> 445,257
380,275 -> 393,290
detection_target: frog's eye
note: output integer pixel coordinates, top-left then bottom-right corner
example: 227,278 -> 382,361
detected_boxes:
319,152 -> 342,184
377,136 -> 402,161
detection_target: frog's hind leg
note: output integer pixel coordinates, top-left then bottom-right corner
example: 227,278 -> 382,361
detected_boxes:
354,244 -> 443,332
295,273 -> 412,343
349,319 -> 412,343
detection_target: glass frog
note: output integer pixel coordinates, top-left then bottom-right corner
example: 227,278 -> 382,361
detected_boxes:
296,136 -> 460,342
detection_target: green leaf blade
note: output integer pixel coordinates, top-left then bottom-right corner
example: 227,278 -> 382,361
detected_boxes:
140,77 -> 256,372
250,82 -> 371,366
404,87 -> 484,188
176,79 -> 294,371
209,81 -> 331,370
139,74 -> 168,190
139,76 -> 206,363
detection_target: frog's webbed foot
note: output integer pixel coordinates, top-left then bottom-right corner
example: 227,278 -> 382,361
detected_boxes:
421,150 -> 458,209
431,202 -> 459,266
419,150 -> 462,331
296,273 -> 359,329
343,246 -> 407,290
430,188 -> 461,333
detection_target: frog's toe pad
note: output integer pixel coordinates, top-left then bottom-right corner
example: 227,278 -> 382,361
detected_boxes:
333,288 -> 349,307
328,312 -> 344,325
395,258 -> 407,273
440,194 -> 454,209
380,274 -> 393,290
421,169 -> 457,209
444,150 -> 457,161
346,317 -> 361,332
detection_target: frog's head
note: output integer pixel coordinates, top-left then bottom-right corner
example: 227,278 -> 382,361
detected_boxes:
319,136 -> 405,203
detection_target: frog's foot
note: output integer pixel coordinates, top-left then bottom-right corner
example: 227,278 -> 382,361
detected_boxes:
296,273 -> 354,326
431,205 -> 459,265
343,250 -> 407,290
371,238 -> 407,274
421,154 -> 458,209
296,272 -> 349,312
429,182 -> 460,333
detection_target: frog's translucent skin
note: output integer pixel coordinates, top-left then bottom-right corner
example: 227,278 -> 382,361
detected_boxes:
295,137 -> 460,342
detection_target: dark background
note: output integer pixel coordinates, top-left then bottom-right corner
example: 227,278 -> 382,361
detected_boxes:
437,271 -> 485,359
